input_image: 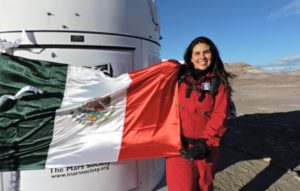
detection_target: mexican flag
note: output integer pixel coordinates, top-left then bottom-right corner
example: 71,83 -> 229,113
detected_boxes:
0,55 -> 181,171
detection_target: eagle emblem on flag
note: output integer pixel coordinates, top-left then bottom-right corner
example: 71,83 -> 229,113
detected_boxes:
70,96 -> 115,126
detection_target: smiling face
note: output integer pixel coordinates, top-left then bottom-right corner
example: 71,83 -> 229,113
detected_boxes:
191,42 -> 212,70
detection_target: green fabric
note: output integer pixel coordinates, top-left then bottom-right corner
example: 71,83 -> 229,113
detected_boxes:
0,54 -> 68,171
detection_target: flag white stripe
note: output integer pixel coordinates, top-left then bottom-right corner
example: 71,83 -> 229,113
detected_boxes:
46,66 -> 131,168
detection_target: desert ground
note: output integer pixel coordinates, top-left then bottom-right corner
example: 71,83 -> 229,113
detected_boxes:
156,64 -> 300,191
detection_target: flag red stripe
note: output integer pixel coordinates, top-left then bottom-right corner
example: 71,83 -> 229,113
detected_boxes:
118,61 -> 181,160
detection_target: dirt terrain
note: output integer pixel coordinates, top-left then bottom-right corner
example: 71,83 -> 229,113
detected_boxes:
214,64 -> 300,191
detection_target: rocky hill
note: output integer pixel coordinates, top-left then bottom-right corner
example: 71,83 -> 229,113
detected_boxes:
225,62 -> 263,75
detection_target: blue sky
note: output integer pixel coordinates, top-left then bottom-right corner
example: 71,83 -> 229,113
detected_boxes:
156,0 -> 300,71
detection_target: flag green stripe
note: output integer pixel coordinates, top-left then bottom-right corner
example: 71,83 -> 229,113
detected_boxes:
0,54 -> 68,171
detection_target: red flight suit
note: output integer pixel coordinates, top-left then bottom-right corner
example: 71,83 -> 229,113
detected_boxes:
166,72 -> 229,191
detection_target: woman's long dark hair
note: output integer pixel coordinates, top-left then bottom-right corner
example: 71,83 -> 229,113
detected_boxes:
183,36 -> 235,91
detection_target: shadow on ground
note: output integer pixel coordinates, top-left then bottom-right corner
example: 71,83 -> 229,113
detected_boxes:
216,110 -> 300,190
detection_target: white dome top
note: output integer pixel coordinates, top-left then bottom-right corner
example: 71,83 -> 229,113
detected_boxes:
0,0 -> 160,43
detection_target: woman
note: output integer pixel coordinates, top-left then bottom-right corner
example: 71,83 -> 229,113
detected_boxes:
166,36 -> 235,191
